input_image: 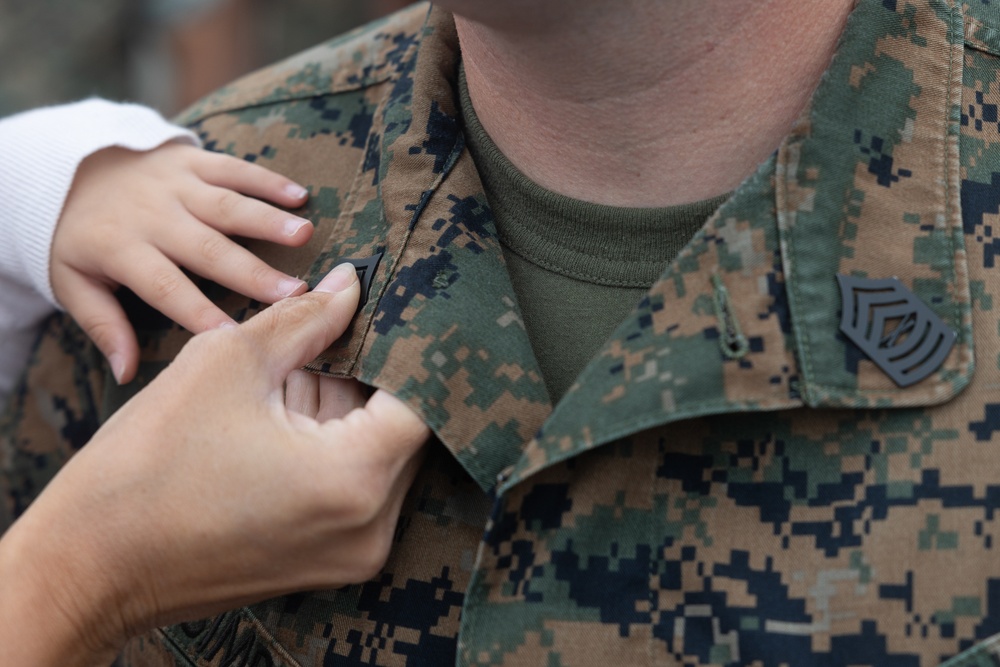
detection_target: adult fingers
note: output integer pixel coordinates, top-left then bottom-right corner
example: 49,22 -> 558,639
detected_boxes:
332,389 -> 430,464
161,220 -> 306,303
54,269 -> 139,384
183,184 -> 313,247
364,390 -> 430,448
106,248 -> 236,333
310,446 -> 427,589
285,369 -> 320,418
234,264 -> 360,385
306,389 -> 428,572
191,151 -> 309,208
316,377 -> 368,422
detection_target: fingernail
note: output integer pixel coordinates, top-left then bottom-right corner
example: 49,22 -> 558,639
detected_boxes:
216,320 -> 238,330
108,353 -> 125,385
284,183 -> 309,200
277,277 -> 306,298
314,263 -> 358,294
283,217 -> 311,237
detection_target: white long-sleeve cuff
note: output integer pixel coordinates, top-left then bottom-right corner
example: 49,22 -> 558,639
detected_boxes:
0,98 -> 200,309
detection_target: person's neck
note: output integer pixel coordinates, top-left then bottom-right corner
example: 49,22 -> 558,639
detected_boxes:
455,0 -> 856,207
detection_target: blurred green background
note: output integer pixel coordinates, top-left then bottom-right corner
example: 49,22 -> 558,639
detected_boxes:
0,0 -> 412,117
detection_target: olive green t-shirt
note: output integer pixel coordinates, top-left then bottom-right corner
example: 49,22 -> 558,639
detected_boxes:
458,67 -> 727,402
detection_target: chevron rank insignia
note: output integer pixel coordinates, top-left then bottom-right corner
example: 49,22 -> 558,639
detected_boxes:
836,274 -> 956,388
341,252 -> 383,308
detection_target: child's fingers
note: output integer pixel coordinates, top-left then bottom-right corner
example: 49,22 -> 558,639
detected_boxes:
183,185 -> 313,247
191,151 -> 310,208
107,248 -> 237,334
54,269 -> 139,385
162,224 -> 308,304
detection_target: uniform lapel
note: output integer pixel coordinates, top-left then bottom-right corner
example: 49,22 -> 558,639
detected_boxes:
505,0 -> 970,489
343,7 -> 552,491
777,0 -> 970,407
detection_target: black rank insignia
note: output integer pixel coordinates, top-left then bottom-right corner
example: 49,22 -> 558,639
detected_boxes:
836,274 -> 956,388
341,252 -> 383,308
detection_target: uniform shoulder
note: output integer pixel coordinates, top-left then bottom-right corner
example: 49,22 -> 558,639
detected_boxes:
964,1 -> 1000,56
176,2 -> 430,125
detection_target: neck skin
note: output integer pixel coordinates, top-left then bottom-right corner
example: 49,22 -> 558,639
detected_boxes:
450,0 -> 856,207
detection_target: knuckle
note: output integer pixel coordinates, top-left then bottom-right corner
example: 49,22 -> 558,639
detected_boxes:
348,483 -> 386,526
348,525 -> 394,583
249,261 -> 274,287
198,234 -> 231,264
224,155 -> 256,181
192,304 -> 227,332
177,328 -> 219,358
79,316 -> 118,352
267,296 -> 330,333
182,328 -> 215,352
214,190 -> 242,219
218,326 -> 270,360
335,459 -> 391,527
187,325 -> 251,364
149,271 -> 182,301
175,327 -> 237,369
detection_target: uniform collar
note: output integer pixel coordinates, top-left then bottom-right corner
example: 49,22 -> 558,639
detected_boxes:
326,0 -> 972,491
774,0 -> 969,408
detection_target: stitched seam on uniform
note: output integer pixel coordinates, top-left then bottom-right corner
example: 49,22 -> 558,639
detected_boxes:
177,7 -> 429,125
783,1 -> 965,401
459,504 -> 497,663
353,135 -> 467,380
356,143 -> 501,491
940,633 -> 1000,667
505,395 -> 801,489
944,1 -> 973,374
955,33 -> 979,386
300,88 -> 388,376
499,226 -> 675,266
948,2 -> 978,383
964,16 -> 1000,56
499,227 -> 693,286
964,12 -> 1000,34
240,607 -> 303,667
484,186 -> 721,287
335,92 -> 394,376
808,0 -> 966,397
645,439 -> 659,667
182,77 -> 395,127
158,612 -> 299,667
775,137 -> 813,402
155,627 -> 201,666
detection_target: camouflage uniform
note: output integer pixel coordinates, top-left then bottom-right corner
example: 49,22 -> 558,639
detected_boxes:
8,0 -> 1000,664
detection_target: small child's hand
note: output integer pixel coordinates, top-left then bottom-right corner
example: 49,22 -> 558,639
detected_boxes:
51,143 -> 314,385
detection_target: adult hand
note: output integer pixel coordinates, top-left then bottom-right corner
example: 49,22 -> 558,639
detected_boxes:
0,264 -> 429,666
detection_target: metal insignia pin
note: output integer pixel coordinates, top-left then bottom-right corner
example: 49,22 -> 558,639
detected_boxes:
836,274 -> 956,388
341,252 -> 383,308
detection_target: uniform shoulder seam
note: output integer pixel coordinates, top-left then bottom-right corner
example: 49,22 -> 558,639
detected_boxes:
175,2 -> 430,125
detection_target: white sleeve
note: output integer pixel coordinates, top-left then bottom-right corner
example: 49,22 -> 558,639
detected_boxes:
0,98 -> 201,401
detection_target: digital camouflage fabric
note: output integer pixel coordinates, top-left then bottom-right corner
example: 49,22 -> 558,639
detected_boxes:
10,0 -> 1000,664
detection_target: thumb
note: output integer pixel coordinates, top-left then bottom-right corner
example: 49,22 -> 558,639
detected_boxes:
236,263 -> 360,385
